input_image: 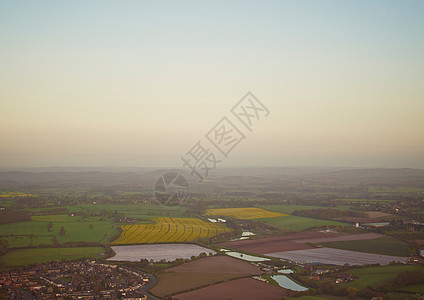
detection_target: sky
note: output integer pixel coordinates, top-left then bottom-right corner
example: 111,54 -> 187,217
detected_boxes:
1,0 -> 423,169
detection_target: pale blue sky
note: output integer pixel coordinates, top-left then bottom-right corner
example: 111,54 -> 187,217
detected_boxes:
1,0 -> 423,168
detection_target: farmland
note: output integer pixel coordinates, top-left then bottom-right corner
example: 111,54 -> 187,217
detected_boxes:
220,232 -> 383,255
343,265 -> 424,290
220,231 -> 331,254
112,217 -> 231,244
204,207 -> 287,219
258,204 -> 352,214
266,248 -> 408,266
64,203 -> 188,220
165,256 -> 261,274
150,256 -> 262,298
109,244 -> 215,262
0,247 -> 105,268
0,215 -> 116,248
258,215 -> 346,232
172,277 -> 292,300
321,236 -> 411,257
0,192 -> 34,198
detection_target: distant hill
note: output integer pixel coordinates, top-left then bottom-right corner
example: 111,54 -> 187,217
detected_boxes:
0,167 -> 422,190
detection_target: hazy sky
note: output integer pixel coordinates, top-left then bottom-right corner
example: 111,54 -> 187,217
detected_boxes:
1,0 -> 423,169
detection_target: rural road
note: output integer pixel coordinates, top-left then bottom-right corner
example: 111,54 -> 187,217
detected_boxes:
142,273 -> 160,300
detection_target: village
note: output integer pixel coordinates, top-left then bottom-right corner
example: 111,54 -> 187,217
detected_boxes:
0,260 -> 150,299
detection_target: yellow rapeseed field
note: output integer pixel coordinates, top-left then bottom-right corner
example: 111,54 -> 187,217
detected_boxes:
204,207 -> 287,219
0,192 -> 34,197
112,217 -> 231,244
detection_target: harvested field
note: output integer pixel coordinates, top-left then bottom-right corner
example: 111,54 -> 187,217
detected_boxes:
109,244 -> 215,262
365,211 -> 394,218
151,256 -> 262,298
294,233 -> 384,244
413,240 -> 424,246
266,248 -> 408,266
173,277 -> 293,300
220,231 -> 340,254
165,256 -> 261,274
151,272 -> 239,298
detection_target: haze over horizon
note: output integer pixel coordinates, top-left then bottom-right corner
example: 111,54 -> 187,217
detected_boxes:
1,1 -> 423,169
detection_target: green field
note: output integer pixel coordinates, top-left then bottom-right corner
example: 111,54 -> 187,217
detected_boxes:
258,215 -> 346,232
322,236 -> 410,257
0,215 -> 116,248
64,203 -> 187,219
32,214 -> 68,222
343,265 -> 424,290
0,247 -> 105,268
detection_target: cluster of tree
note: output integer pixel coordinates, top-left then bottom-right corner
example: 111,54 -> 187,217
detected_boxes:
302,280 -> 380,300
390,270 -> 424,289
0,210 -> 31,225
292,208 -> 367,219
32,207 -> 69,216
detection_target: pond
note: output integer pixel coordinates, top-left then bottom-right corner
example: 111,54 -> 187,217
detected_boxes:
225,251 -> 270,262
109,244 -> 215,262
278,268 -> 293,274
270,275 -> 308,291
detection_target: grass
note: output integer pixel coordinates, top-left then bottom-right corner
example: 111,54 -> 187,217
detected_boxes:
32,214 -> 68,222
204,207 -> 287,219
343,265 -> 424,290
0,215 -> 116,248
113,217 -> 231,244
321,236 -> 410,257
0,247 -> 105,268
258,215 -> 346,232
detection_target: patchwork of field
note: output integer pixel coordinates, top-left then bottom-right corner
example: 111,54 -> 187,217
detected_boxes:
266,248 -> 408,266
150,256 -> 262,298
112,217 -> 231,244
204,207 -> 287,219
173,277 -> 292,300
109,244 -> 215,262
